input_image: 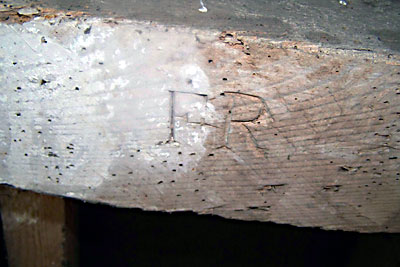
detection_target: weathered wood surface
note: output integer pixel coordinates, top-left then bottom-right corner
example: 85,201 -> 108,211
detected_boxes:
0,185 -> 78,267
0,6 -> 399,232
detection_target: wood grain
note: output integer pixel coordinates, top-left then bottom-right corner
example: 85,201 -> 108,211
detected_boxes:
0,15 -> 399,232
0,185 -> 78,267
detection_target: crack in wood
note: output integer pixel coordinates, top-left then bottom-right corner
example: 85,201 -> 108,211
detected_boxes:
247,205 -> 271,211
257,183 -> 287,193
338,165 -> 361,173
322,184 -> 342,192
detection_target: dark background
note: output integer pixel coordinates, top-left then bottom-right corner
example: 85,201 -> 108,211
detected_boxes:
79,201 -> 400,267
0,199 -> 400,266
79,204 -> 400,266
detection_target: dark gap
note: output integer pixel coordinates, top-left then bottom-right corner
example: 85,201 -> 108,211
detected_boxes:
75,201 -> 400,267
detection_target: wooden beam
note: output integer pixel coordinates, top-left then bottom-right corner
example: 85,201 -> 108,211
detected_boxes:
0,185 -> 78,267
0,3 -> 399,232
